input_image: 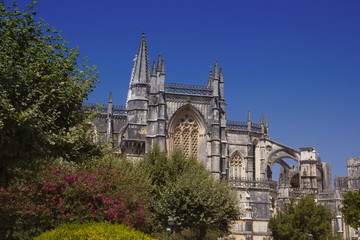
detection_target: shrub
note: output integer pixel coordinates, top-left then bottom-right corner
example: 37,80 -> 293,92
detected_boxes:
0,160 -> 152,239
34,222 -> 156,240
140,148 -> 241,240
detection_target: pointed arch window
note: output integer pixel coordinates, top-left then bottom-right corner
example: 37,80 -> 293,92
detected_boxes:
172,113 -> 199,158
230,152 -> 243,180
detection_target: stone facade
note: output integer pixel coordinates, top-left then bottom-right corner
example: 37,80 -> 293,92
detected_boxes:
89,33 -> 359,239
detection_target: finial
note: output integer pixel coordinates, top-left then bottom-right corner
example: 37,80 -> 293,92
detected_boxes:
209,66 -> 213,76
261,112 -> 264,124
214,57 -> 220,79
142,29 -> 145,39
219,68 -> 224,83
247,109 -> 251,122
151,59 -> 156,75
157,52 -> 162,72
265,116 -> 269,128
108,90 -> 113,103
161,58 -> 165,74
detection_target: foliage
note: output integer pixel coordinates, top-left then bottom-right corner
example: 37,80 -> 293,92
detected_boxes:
152,228 -> 236,240
34,222 -> 156,240
140,148 -> 241,240
0,0 -> 100,181
0,159 -> 152,239
268,195 -> 335,240
341,190 -> 360,229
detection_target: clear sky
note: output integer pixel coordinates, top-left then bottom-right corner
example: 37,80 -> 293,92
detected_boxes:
21,0 -> 360,179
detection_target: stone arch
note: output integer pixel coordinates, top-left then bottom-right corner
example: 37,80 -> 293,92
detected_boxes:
263,142 -> 301,183
229,150 -> 246,180
168,104 -> 206,160
290,173 -> 300,188
267,149 -> 300,169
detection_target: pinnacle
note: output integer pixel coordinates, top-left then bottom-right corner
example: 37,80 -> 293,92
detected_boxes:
142,29 -> 145,39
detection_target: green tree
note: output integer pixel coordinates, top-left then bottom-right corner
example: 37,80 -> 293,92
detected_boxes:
269,195 -> 335,240
341,190 -> 360,230
0,0 -> 100,182
140,148 -> 241,240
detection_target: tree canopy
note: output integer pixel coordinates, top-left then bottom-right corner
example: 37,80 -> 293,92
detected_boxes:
268,195 -> 335,240
341,190 -> 360,230
140,148 -> 241,240
0,0 -> 100,181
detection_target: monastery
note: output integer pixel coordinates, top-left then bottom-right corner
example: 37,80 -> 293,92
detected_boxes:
86,32 -> 360,240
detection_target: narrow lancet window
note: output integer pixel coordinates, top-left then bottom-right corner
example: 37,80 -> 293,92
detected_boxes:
230,152 -> 243,180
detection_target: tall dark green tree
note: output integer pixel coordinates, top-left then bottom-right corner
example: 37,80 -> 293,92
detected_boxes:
0,0 -> 99,181
140,148 -> 241,240
341,190 -> 360,230
269,195 -> 335,240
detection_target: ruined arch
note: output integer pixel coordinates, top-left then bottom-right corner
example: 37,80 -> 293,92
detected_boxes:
267,148 -> 300,169
265,146 -> 301,188
168,105 -> 206,159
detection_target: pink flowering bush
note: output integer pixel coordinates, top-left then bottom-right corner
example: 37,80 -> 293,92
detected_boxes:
0,161 -> 152,239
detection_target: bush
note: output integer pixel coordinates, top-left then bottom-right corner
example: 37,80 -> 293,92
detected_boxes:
0,160 -> 152,239
268,195 -> 335,240
34,222 -> 156,240
140,148 -> 240,240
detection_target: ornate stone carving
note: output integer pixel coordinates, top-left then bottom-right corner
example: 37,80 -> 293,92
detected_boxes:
172,113 -> 199,158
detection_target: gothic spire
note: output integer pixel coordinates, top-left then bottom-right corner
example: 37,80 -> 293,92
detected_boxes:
157,52 -> 162,72
265,116 -> 269,128
247,109 -> 251,122
161,58 -> 165,74
151,59 -> 156,76
108,90 -> 113,103
214,57 -> 219,79
207,66 -> 213,86
219,68 -> 224,83
261,112 -> 264,124
107,90 -> 113,115
130,30 -> 150,84
142,29 -> 145,39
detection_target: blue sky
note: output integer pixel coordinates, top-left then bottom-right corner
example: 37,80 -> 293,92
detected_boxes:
23,0 -> 360,179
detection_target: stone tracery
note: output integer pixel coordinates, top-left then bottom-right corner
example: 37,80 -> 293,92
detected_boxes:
230,151 -> 243,180
172,112 -> 199,158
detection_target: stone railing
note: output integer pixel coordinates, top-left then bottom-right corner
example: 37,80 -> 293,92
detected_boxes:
112,105 -> 126,115
251,122 -> 262,132
165,82 -> 212,96
289,188 -> 317,198
229,178 -> 277,190
82,103 -> 126,115
226,120 -> 247,130
226,120 -> 262,133
318,191 -> 336,200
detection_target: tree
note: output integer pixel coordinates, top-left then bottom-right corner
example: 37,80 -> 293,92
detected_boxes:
268,195 -> 335,240
341,190 -> 360,230
140,148 -> 241,240
0,0 -> 99,181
